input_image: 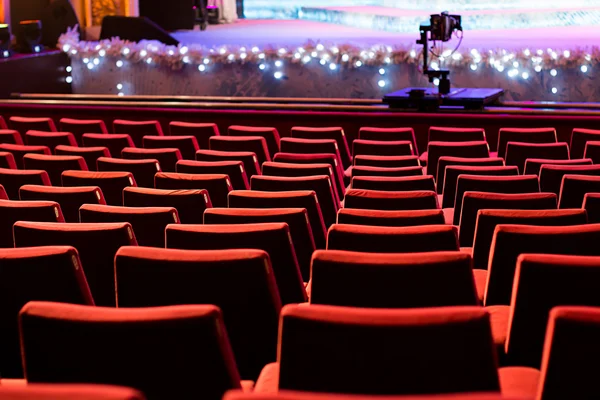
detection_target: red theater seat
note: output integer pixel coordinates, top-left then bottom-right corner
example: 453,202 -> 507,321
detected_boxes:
228,190 -> 326,250
166,223 -> 307,302
351,165 -> 423,178
25,131 -> 78,152
97,157 -> 160,189
0,383 -> 145,400
123,187 -> 211,225
291,127 -> 351,169
559,175 -> 600,208
452,175 -> 540,225
327,224 -> 459,253
353,154 -> 421,168
122,147 -> 181,172
0,152 -> 17,169
352,139 -> 414,157
169,121 -> 219,149
229,125 -> 281,158
426,141 -> 490,177
458,192 -> 558,247
358,127 -> 417,153
351,175 -> 435,192
524,157 -> 593,176
155,172 -> 232,207
436,157 -> 505,194
584,193 -> 600,223
177,160 -> 249,190
20,185 -> 106,223
0,143 -> 51,169
13,221 -> 137,306
82,134 -> 135,159
570,128 -> 600,159
280,138 -> 344,174
539,164 -> 600,195
113,119 -> 163,147
0,168 -> 51,200
143,135 -> 199,160
496,127 -> 557,159
59,118 -> 109,145
344,189 -> 438,211
0,185 -> 7,199
337,208 -> 445,227
196,149 -> 261,177
272,153 -> 344,198
442,166 -> 519,208
0,129 -> 23,145
0,200 -> 64,247
0,116 -> 5,129
9,116 -> 56,134
505,142 -> 569,173
310,250 -> 478,308
19,302 -> 245,399
421,128 -> 487,166
114,247 -> 281,380
23,154 -> 88,186
0,246 -> 92,378
584,140 -> 600,163
260,305 -> 500,394
62,170 -> 136,206
210,135 -> 271,166
55,145 -> 111,172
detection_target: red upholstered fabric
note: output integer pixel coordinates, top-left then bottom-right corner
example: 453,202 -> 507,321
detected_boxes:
113,119 -> 164,147
426,141 -> 490,177
196,149 -> 261,177
204,207 -> 315,278
251,175 -> 338,229
0,116 -> 5,129
0,199 -> 63,247
429,126 -> 486,143
154,172 -> 232,207
210,135 -> 271,166
20,185 -> 106,223
225,390 -> 526,400
0,168 -> 51,199
344,189 -> 439,211
436,157 -> 505,194
486,224 -> 600,306
559,175 -> 600,208
13,221 -> 137,306
229,125 -> 281,158
276,305 -> 500,394
0,151 -> 16,169
62,170 -> 136,206
23,154 -> 88,186
0,246 -> 92,378
82,134 -> 135,159
55,145 -> 111,171
583,193 -> 600,223
177,160 -> 249,190
353,154 -> 421,168
59,118 -> 109,145
0,184 -> 7,200
524,158 -> 593,176
351,165 -> 424,178
25,131 -> 78,151
19,302 -> 242,399
9,116 -> 56,134
228,190 -> 326,249
359,127 -> 417,153
352,139 -> 414,158
458,192 -> 558,247
97,157 -> 160,189
351,175 -> 435,192
471,209 -> 587,270
539,164 -> 600,195
505,255 -> 600,369
80,204 -> 179,247
327,224 -> 459,253
0,143 -> 51,169
496,127 -> 557,159
291,127 -> 351,169
337,208 -> 445,227
453,175 -> 540,225
0,383 -> 145,400
0,130 -> 23,145
166,223 -> 307,301
169,121 -> 219,149
310,250 -> 479,308
583,140 -> 600,163
114,247 -> 280,380
142,135 -> 199,160
570,128 -> 600,159
441,165 -> 519,208
123,186 -> 211,225
505,142 -> 569,174
122,147 -> 181,172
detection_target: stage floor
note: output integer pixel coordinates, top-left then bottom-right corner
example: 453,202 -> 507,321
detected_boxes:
172,19 -> 600,50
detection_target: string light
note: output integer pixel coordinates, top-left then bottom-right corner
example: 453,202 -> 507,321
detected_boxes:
378,80 -> 386,87
65,76 -> 73,83
116,60 -> 124,68
275,60 -> 283,68
274,71 -> 283,79
66,66 -> 72,73
581,65 -> 589,73
198,65 -> 206,72
552,87 -> 558,94
116,83 -> 123,90
329,63 -> 337,70
550,69 -> 558,76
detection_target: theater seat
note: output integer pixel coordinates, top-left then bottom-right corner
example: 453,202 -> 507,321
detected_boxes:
9,116 -> 56,134
337,208 -> 445,227
0,143 -> 51,169
82,134 -> 135,159
559,175 -> 600,208
23,154 -> 88,186
177,160 -> 250,190
280,139 -> 344,176
196,149 -> 261,177
62,170 -> 136,206
20,185 -> 106,223
0,246 -> 92,378
0,383 -> 145,400
570,128 -> 600,159
229,125 -> 281,158
352,140 -> 414,158
97,157 -> 160,189
155,172 -> 232,207
583,193 -> 600,223
436,157 -> 505,195
25,131 -> 78,152
429,126 -> 486,143
114,247 -> 281,380
496,127 -> 557,159
505,142 -> 569,174
351,165 -> 423,178
122,147 -> 182,172
55,145 -> 111,172
426,141 -> 490,177
59,117 -> 109,145
0,129 -> 23,145
13,221 -> 138,307
113,119 -> 164,147
0,200 -> 64,247
20,302 -> 245,399
344,189 -> 439,211
291,127 -> 351,169
210,136 -> 271,166
539,164 -> 600,195
353,155 -> 421,168
358,127 -> 417,153
524,158 -> 593,176
351,175 -> 435,192
0,151 -> 16,169
0,184 -> 7,200
143,135 -> 199,160
169,121 -> 219,149
0,168 -> 51,200
583,140 -> 600,163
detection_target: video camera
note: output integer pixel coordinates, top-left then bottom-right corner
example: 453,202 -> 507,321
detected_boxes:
426,12 -> 462,42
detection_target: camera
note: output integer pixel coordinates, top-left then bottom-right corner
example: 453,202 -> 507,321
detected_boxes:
428,12 -> 462,42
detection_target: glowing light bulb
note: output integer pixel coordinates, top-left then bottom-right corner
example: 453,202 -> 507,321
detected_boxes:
98,49 -> 106,57
470,64 -> 478,71
355,60 -> 362,67
550,69 -> 557,76
116,83 -> 123,90
513,61 -> 519,68
146,57 -> 152,64
198,65 -> 206,72
182,56 -> 190,63
316,44 -> 324,51
534,65 -> 542,72
87,62 -> 94,70
521,72 -> 529,79
65,76 -> 73,83
410,50 -> 416,58
168,50 -> 174,56
66,66 -> 72,73
227,54 -> 235,61
180,46 -> 188,55
433,78 -> 440,86
275,60 -> 283,67
302,55 -> 311,63
552,87 -> 558,94
116,60 -> 124,68
379,68 -> 385,75
378,80 -> 386,88
93,58 -> 100,65
329,63 -> 337,70
62,44 -> 70,52
259,64 -> 266,70
140,50 -> 147,57
83,58 -> 89,64
121,47 -> 129,56
203,58 -> 210,64
274,71 -> 283,79
564,50 -> 571,58
341,54 -> 349,62
251,47 -> 259,53
496,65 -> 505,72
319,59 -> 326,65
581,65 -> 589,73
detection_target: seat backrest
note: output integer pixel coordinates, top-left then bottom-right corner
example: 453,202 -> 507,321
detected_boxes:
97,157 -> 160,189
0,129 -> 24,145
143,135 -> 199,160
62,170 -> 136,206
458,192 -> 558,247
210,136 -> 271,166
358,127 -> 417,152
453,175 -> 540,225
23,154 -> 88,186
583,193 -> 600,223
19,185 -> 106,223
169,121 -> 219,149
0,200 -> 64,247
59,117 -> 108,144
228,125 -> 281,158
20,302 -> 242,399
426,141 -> 490,177
82,134 -> 135,160
584,140 -> 600,163
0,246 -> 92,378
570,128 -> 600,159
177,160 -> 249,190
0,168 -> 51,199
13,221 -> 138,307
436,156 -> 505,194
166,223 -> 307,302
0,383 -> 145,400
496,127 -> 557,159
55,145 -> 111,171
122,147 -> 182,172
428,127 -> 486,143
539,164 -> 600,195
505,142 -> 569,173
337,208 -> 445,227
154,172 -> 232,207
0,143 -> 51,169
114,247 -> 280,380
559,174 -> 600,209
486,224 -> 600,306
351,175 -> 435,192
25,131 -> 78,150
291,127 -> 351,169
278,304 -> 499,394
351,165 -> 424,178
524,158 -> 593,176
196,149 -> 261,177
113,119 -> 164,147
311,250 -> 478,308
344,189 -> 438,211
0,151 -> 17,169
352,140 -> 414,158
353,155 -> 421,168
327,224 -> 459,253
279,138 -> 344,174
9,116 -> 56,134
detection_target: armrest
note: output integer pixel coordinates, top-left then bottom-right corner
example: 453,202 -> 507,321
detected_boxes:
254,362 -> 279,393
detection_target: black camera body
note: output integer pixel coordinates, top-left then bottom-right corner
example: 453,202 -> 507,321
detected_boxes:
429,12 -> 462,42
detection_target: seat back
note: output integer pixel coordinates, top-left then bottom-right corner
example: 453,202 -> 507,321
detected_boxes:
196,149 -> 261,177
337,208 -> 445,227
426,141 -> 490,177
62,170 -> 136,206
291,127 -> 351,169
97,157 -> 160,189
82,134 -> 135,160
0,383 -> 145,400
0,200 -> 64,247
351,175 -> 435,192
154,172 -> 232,207
113,119 -> 163,147
169,121 -> 219,149
122,147 -> 182,172
279,138 -> 344,174
428,127 -> 486,143
570,128 -> 600,159
272,153 -> 344,199
583,193 -> 600,223
9,116 -> 56,134
358,127 -> 417,153
23,154 -> 88,186
0,168 -> 51,199
228,125 -> 280,158
25,131 -> 78,151
143,135 -> 199,160
436,156 -> 505,194
524,158 -> 593,176
496,127 -> 557,159
0,129 -> 24,145
539,164 -> 600,195
0,143 -> 51,169
344,189 -> 438,211
55,145 -> 111,171
0,151 -> 17,169
352,140 -> 414,158
505,142 -> 569,173
19,185 -> 106,223
59,117 -> 108,145
177,160 -> 249,190
559,175 -> 600,209
210,136 -> 271,166
352,165 -> 423,178
353,155 -> 421,168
